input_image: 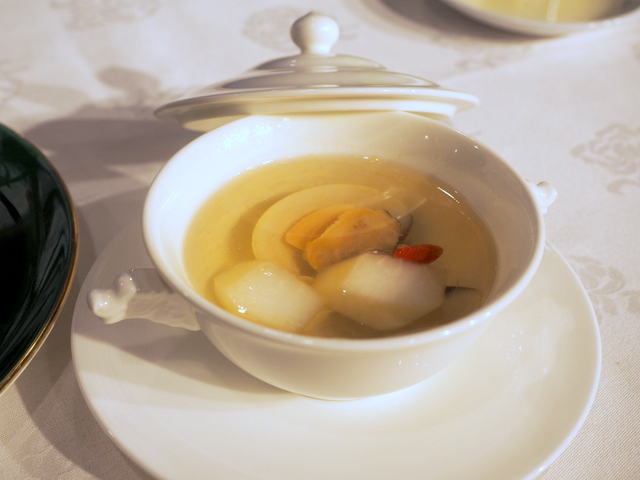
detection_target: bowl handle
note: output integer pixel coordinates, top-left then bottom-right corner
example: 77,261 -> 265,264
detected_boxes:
527,181 -> 557,214
87,268 -> 201,331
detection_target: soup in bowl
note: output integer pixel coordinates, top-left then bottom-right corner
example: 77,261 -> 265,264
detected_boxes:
89,111 -> 555,399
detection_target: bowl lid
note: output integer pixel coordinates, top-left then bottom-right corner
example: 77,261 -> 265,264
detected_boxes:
155,12 -> 479,131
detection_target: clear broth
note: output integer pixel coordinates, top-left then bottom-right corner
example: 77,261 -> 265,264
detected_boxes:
184,155 -> 497,338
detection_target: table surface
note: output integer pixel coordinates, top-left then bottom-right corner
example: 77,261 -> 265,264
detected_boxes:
1,1 -> 639,479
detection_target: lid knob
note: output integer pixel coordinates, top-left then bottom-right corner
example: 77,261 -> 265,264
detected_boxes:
290,12 -> 339,55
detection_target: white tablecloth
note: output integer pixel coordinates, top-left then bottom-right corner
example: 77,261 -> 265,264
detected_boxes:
1,1 -> 639,478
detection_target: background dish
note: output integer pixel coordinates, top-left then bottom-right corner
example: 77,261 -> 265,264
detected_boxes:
0,124 -> 77,395
439,0 -> 640,35
72,221 -> 600,480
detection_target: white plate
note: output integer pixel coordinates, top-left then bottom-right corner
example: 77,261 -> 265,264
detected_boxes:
440,0 -> 640,35
72,220 -> 600,480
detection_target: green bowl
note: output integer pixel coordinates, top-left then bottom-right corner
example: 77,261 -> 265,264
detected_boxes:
0,123 -> 77,394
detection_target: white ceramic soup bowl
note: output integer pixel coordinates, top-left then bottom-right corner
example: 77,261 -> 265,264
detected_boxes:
89,110 -> 556,400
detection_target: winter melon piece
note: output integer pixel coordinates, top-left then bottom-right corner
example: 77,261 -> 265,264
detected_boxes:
213,260 -> 325,333
314,252 -> 445,330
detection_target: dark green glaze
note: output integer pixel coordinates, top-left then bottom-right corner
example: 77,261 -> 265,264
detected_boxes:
0,123 -> 77,393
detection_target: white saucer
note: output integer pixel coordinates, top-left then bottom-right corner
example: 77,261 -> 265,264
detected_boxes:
72,221 -> 601,480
